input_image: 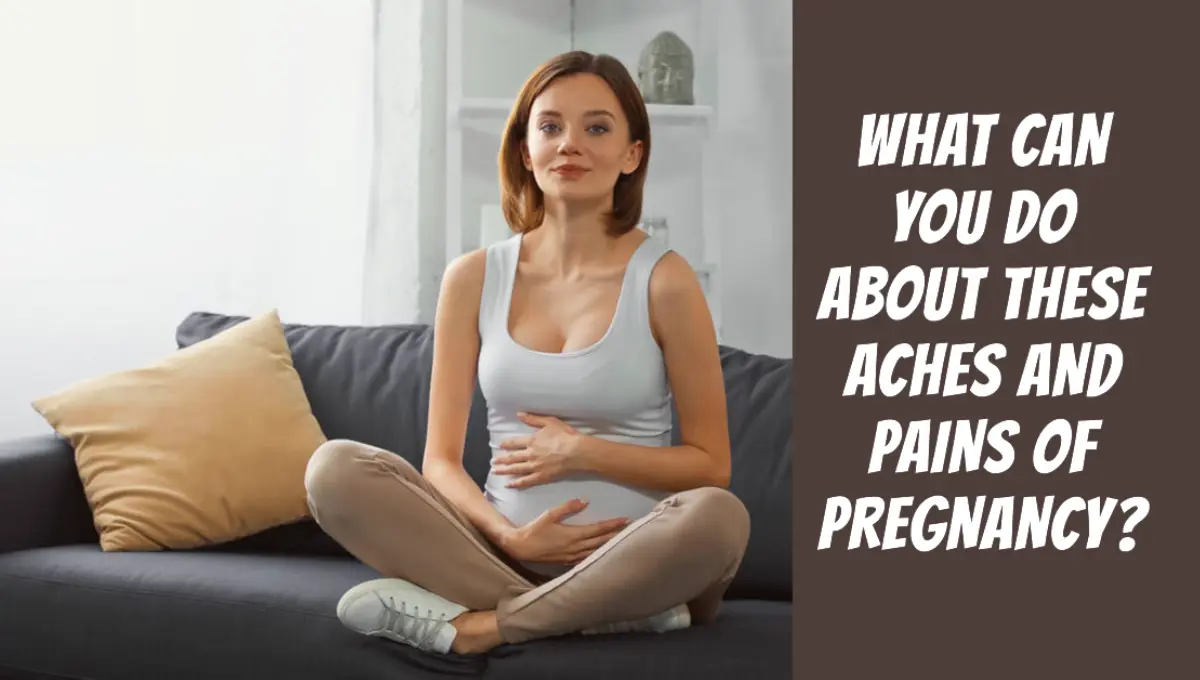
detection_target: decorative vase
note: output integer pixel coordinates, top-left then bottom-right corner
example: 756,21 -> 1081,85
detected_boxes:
637,31 -> 695,105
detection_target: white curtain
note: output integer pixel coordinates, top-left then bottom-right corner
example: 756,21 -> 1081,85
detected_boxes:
0,0 -> 377,439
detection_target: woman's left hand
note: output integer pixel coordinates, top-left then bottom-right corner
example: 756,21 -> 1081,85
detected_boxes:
492,412 -> 585,489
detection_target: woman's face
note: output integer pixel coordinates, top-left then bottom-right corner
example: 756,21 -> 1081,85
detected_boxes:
522,73 -> 643,206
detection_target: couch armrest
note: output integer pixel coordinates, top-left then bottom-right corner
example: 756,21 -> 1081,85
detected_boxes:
0,433 -> 97,553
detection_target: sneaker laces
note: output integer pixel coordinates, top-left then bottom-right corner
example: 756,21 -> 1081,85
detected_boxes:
375,593 -> 452,652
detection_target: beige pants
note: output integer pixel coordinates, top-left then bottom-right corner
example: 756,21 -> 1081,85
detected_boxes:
304,439 -> 751,645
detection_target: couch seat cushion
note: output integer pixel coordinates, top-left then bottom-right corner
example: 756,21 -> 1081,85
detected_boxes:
0,545 -> 790,679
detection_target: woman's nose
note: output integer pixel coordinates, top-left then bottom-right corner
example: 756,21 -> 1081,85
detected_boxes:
557,129 -> 583,155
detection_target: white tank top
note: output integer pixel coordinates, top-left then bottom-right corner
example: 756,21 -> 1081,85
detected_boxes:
476,232 -> 674,576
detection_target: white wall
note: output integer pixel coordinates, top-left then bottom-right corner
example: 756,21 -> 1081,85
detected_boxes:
362,0 -> 424,324
364,0 -> 448,326
0,0 -> 376,439
711,0 -> 793,358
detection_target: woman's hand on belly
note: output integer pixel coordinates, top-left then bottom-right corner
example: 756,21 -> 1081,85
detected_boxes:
492,412 -> 584,489
498,497 -> 630,565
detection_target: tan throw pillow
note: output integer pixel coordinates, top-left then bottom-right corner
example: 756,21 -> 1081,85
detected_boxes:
31,310 -> 327,552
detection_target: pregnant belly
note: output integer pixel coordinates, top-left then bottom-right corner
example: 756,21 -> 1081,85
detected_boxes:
484,472 -> 666,529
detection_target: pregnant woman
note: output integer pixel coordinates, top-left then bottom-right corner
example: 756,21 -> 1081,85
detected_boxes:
304,50 -> 750,658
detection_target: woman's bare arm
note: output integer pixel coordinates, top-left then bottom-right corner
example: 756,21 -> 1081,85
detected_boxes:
421,250 -> 518,547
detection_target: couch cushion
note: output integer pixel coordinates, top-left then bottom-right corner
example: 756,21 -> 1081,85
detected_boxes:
703,346 -> 792,601
487,598 -> 791,679
0,545 -> 475,679
30,310 -> 328,552
0,546 -> 791,680
176,312 -> 791,601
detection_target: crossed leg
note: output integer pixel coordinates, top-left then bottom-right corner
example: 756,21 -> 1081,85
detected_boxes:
304,439 -> 751,649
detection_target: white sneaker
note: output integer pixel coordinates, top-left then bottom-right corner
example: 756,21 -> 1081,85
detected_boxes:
336,578 -> 468,654
581,603 -> 692,636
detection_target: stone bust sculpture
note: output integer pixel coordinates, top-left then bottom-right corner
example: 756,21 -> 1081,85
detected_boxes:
637,31 -> 695,105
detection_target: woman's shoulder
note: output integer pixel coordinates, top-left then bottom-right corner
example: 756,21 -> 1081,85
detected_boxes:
645,248 -> 712,338
444,247 -> 487,279
440,238 -> 520,313
646,248 -> 699,299
439,247 -> 489,304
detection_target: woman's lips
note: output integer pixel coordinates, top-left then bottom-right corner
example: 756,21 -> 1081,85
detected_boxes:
552,165 -> 590,179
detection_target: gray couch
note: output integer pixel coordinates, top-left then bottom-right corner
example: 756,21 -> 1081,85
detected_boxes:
0,311 -> 792,679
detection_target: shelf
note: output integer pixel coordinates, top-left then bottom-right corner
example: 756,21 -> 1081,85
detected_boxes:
453,97 -> 714,132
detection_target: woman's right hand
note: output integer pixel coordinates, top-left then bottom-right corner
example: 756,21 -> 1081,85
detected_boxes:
500,499 -> 631,565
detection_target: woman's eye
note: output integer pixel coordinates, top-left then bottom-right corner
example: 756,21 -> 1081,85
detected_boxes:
536,122 -> 607,134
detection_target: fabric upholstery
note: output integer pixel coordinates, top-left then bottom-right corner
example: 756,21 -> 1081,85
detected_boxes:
0,545 -> 791,680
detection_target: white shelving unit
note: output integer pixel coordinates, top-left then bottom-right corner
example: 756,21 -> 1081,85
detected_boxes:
444,0 -> 722,334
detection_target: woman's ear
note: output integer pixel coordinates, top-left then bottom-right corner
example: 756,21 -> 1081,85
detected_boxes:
622,140 -> 644,175
521,140 -> 532,170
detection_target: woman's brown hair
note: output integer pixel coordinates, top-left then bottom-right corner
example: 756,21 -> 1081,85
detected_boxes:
498,51 -> 651,237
